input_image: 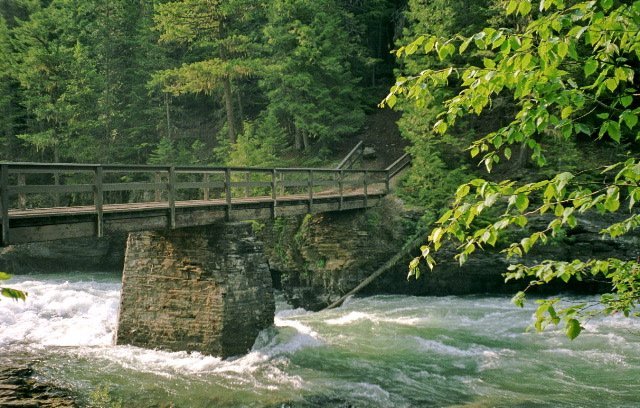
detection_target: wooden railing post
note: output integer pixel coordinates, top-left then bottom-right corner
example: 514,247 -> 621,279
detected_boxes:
225,168 -> 232,221
385,171 -> 390,194
308,170 -> 314,213
363,170 -> 368,208
271,169 -> 277,218
17,173 -> 26,210
94,166 -> 104,237
52,170 -> 61,207
1,164 -> 9,245
338,170 -> 344,210
168,166 -> 176,229
245,172 -> 250,197
279,172 -> 285,196
203,173 -> 210,200
154,171 -> 162,201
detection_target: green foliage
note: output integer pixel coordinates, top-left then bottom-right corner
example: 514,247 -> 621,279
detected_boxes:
0,272 -> 27,301
226,114 -> 288,168
388,0 -> 640,338
147,137 -> 208,166
152,0 -> 265,143
393,0 -> 502,223
1,0 -> 167,163
1,0 -> 402,165
260,0 -> 366,150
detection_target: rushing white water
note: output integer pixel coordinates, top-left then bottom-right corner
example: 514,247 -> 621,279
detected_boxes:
1,273 -> 639,407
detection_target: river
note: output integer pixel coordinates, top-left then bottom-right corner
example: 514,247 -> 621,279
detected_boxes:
1,273 -> 639,407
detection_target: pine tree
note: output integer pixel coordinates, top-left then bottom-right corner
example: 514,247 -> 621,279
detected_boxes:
260,0 -> 366,150
152,0 -> 266,144
10,0 -> 102,162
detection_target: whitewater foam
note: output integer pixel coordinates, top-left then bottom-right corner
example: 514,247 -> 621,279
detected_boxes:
0,278 -> 119,348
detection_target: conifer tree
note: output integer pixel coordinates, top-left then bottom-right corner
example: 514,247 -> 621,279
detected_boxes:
260,0 -> 365,150
152,0 -> 265,144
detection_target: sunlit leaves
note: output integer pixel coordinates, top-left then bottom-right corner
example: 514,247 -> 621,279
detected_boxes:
0,272 -> 27,302
390,0 -> 640,339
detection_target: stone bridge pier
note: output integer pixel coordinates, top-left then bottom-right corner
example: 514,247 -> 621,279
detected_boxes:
116,222 -> 275,357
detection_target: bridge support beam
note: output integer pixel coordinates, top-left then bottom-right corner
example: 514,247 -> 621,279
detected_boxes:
116,222 -> 275,357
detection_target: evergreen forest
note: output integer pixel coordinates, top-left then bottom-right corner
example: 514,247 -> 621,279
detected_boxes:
0,0 -> 403,166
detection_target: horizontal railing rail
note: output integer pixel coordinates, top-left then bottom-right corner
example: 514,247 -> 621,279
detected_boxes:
385,153 -> 412,179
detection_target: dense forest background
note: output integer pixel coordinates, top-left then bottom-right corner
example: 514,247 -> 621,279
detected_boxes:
0,0 -> 404,166
0,0 -> 624,221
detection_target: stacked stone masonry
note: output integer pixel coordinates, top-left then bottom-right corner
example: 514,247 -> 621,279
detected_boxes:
116,222 -> 274,357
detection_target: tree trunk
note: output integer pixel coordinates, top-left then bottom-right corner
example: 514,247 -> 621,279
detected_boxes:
294,127 -> 302,151
223,77 -> 237,143
165,93 -> 171,140
235,88 -> 244,135
302,130 -> 310,151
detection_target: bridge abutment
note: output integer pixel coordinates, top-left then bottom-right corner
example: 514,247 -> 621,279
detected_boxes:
116,222 -> 274,357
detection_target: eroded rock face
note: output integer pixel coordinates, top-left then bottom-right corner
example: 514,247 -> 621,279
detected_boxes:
0,234 -> 126,273
260,197 -> 638,309
260,197 -> 419,310
0,360 -> 77,407
116,222 -> 275,357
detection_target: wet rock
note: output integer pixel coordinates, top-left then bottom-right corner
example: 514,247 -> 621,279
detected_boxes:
260,197 -> 637,309
0,234 -> 126,274
259,197 -> 416,310
0,361 -> 77,407
362,147 -> 376,160
117,222 -> 275,357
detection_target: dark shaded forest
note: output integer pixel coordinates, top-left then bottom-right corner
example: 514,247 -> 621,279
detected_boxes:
0,0 -> 405,166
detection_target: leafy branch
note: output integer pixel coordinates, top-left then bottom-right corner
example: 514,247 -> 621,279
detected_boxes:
0,272 -> 27,302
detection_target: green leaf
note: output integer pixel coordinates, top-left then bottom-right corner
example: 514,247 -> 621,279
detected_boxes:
607,121 -> 621,143
459,37 -> 473,54
424,36 -> 436,53
565,318 -> 582,340
0,272 -> 11,281
515,194 -> 529,212
483,58 -> 496,69
605,78 -> 618,92
604,188 -> 620,212
512,291 -> 526,308
621,111 -> 638,130
506,0 -> 518,15
386,94 -> 397,108
620,95 -> 633,108
455,184 -> 471,200
584,59 -> 598,77
434,119 -> 448,134
601,0 -> 613,11
561,106 -> 573,119
1,287 -> 27,301
518,0 -> 532,15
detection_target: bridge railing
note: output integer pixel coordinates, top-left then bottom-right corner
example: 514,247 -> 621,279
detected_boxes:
0,162 -> 398,241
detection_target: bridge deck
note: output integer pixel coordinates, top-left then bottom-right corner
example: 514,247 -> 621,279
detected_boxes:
0,158 -> 411,245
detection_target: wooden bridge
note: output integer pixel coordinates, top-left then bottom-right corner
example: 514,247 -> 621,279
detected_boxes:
0,153 -> 410,246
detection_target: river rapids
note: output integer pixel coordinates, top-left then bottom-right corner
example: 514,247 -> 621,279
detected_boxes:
1,273 -> 639,407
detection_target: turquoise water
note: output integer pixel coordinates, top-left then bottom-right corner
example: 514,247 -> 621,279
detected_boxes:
1,273 -> 639,407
